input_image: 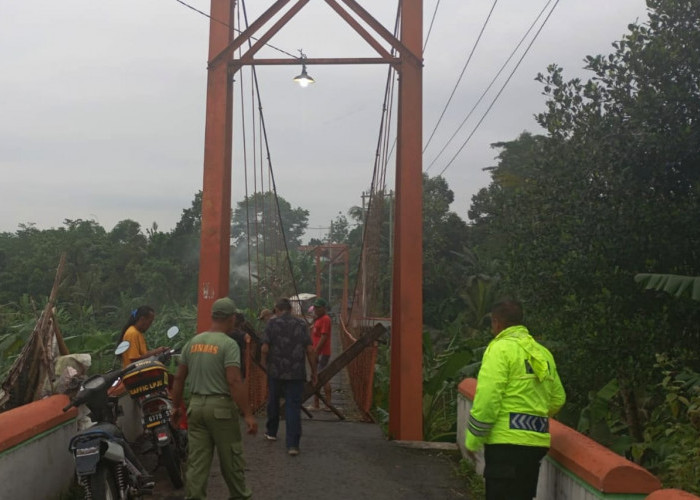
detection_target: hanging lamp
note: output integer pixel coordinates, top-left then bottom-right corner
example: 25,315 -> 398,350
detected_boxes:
293,50 -> 315,87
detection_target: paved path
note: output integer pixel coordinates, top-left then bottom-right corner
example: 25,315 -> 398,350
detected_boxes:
149,324 -> 470,499
151,416 -> 469,500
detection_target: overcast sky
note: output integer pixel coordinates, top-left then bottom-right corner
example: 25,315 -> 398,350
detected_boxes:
0,1 -> 649,241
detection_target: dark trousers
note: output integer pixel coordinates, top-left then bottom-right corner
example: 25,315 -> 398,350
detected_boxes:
484,444 -> 548,500
266,377 -> 304,449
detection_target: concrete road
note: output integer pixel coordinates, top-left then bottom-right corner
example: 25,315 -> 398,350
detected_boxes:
149,414 -> 469,499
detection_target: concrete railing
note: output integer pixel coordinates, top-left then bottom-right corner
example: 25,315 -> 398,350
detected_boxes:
0,395 -> 78,500
0,387 -> 144,500
456,378 -> 700,500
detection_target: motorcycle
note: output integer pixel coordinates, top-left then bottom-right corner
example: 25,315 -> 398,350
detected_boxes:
63,345 -> 155,499
120,326 -> 187,489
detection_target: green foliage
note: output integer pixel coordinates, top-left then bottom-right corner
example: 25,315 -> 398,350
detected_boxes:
422,330 -> 473,442
0,190 -> 206,379
231,191 -> 309,254
577,379 -> 634,455
373,321 -> 490,443
0,211 -> 202,313
455,458 -> 485,500
0,300 -> 198,378
632,355 -> 700,493
469,0 -> 700,403
578,356 -> 700,494
464,1 -> 700,490
229,192 -> 313,310
422,175 -> 471,328
371,342 -> 391,433
342,177 -> 475,325
636,273 -> 700,301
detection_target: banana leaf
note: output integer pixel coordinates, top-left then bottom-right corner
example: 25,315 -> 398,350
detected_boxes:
635,273 -> 700,301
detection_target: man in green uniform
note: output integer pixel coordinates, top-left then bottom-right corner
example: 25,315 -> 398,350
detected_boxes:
465,300 -> 566,500
171,297 -> 258,500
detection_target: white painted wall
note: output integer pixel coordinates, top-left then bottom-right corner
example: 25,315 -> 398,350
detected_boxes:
0,392 -> 144,500
457,392 -> 648,500
0,419 -> 77,500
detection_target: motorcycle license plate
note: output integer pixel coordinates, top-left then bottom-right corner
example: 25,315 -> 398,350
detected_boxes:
75,445 -> 100,475
145,410 -> 169,428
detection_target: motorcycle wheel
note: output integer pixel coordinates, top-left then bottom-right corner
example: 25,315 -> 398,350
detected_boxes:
161,443 -> 184,489
87,463 -> 119,500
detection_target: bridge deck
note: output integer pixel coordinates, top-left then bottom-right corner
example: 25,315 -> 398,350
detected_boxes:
149,328 -> 470,499
150,415 -> 469,500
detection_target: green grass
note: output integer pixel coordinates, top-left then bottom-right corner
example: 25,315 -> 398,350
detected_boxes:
455,458 -> 485,500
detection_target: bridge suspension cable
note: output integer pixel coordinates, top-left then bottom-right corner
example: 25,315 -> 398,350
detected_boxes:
345,3 -> 401,325
236,5 -> 255,307
238,0 -> 303,307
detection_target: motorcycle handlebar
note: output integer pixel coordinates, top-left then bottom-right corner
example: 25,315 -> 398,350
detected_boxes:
155,347 -> 179,363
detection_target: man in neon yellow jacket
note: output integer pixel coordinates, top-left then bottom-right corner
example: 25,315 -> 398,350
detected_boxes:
466,300 -> 565,500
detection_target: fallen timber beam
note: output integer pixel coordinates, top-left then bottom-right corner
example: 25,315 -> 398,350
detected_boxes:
313,391 -> 345,421
303,323 -> 387,402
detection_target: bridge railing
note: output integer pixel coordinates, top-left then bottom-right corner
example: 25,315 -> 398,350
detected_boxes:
456,378 -> 700,500
4,376 -> 699,499
338,316 -> 378,420
0,395 -> 77,500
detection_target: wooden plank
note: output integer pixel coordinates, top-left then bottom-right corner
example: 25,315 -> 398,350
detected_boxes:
303,323 -> 386,401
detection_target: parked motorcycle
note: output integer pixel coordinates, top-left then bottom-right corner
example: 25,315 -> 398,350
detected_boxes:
63,345 -> 155,499
120,326 -> 186,489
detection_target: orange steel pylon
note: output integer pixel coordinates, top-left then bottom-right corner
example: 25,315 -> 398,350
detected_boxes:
196,0 -> 424,440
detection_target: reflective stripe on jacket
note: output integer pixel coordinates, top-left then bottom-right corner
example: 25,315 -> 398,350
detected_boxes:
465,325 -> 566,451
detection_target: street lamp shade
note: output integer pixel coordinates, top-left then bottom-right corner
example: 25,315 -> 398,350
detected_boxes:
293,64 -> 315,87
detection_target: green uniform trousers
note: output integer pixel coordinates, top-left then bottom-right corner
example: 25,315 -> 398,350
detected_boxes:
185,394 -> 251,500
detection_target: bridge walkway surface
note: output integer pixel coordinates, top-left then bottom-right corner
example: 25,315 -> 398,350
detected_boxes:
149,338 -> 470,499
149,415 -> 469,499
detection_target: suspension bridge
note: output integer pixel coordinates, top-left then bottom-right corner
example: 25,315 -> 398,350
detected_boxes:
0,2 -> 693,499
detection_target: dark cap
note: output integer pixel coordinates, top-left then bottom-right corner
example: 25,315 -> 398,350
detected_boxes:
212,297 -> 236,316
313,298 -> 329,308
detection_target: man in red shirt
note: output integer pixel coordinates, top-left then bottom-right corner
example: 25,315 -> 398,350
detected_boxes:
308,298 -> 332,410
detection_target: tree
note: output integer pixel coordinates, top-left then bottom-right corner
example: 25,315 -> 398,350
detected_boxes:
329,212 -> 349,244
422,175 -> 470,327
228,192 -> 309,309
467,0 -> 700,446
231,192 -> 309,256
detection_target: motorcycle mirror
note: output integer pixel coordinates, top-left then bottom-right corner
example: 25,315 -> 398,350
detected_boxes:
166,326 -> 180,339
115,340 -> 130,355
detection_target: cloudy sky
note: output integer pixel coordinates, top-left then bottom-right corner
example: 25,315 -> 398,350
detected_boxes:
0,0 -> 649,241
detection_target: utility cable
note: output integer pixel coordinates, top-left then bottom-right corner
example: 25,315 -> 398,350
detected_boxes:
423,0 -> 441,52
422,0 -> 498,154
437,0 -> 561,176
174,0 -> 299,59
425,0 -> 554,172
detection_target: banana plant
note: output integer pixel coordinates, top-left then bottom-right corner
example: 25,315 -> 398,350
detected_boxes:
635,273 -> 700,301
